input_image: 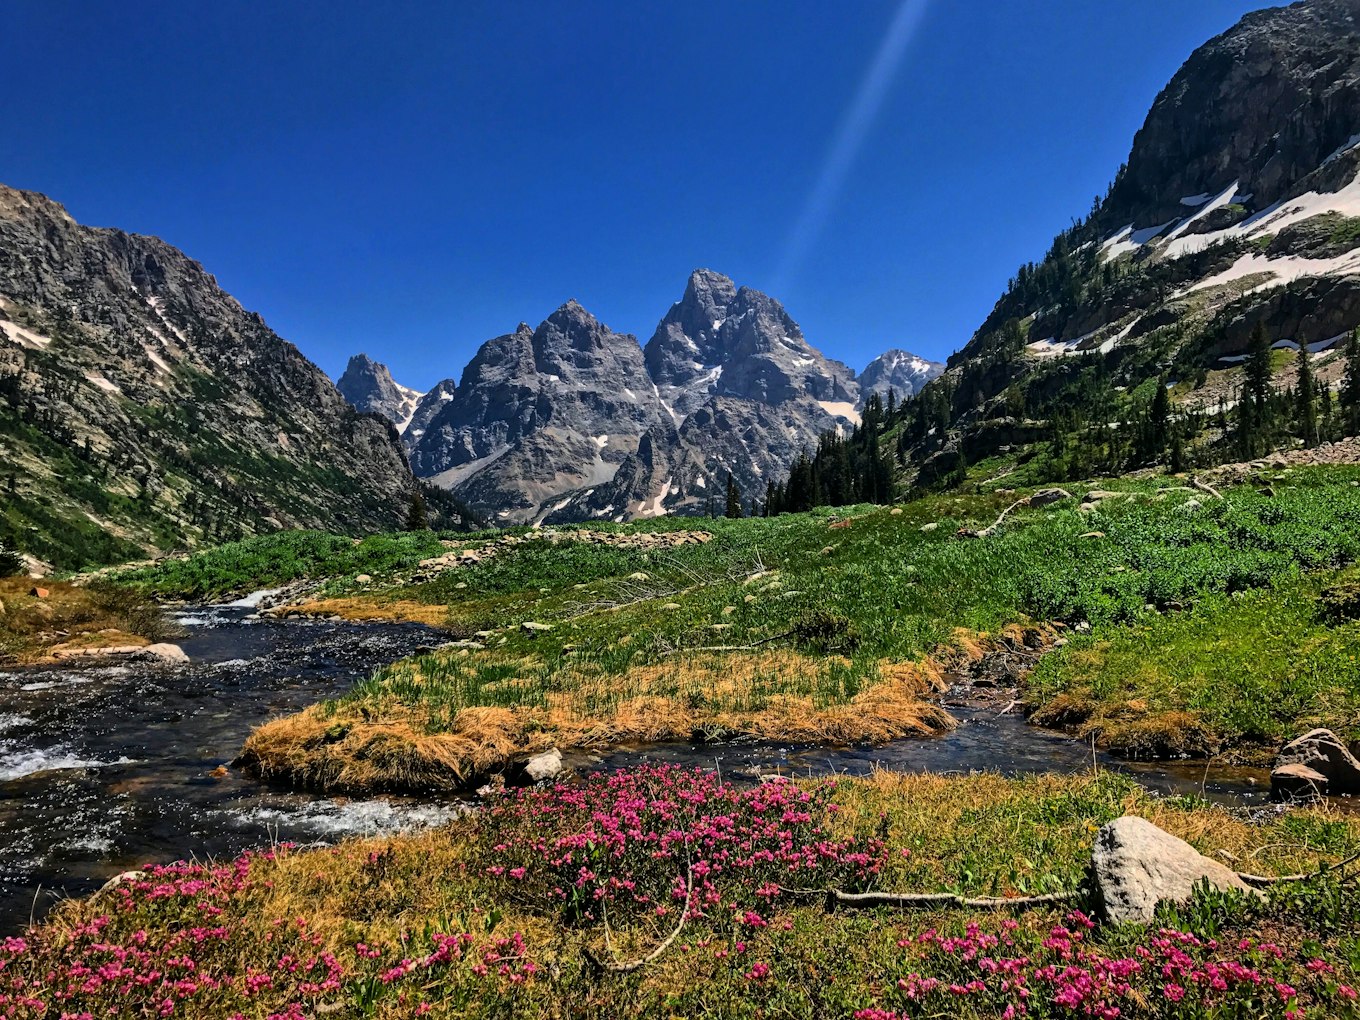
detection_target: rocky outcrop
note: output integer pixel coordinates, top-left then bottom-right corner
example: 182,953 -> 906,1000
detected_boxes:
856,349 -> 943,407
335,354 -> 423,430
1273,728 -> 1360,795
1103,0 -> 1360,229
1092,816 -> 1256,924
0,184 -> 419,569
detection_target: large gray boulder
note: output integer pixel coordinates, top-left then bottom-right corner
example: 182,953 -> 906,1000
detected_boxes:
1092,816 -> 1255,924
1275,728 -> 1360,795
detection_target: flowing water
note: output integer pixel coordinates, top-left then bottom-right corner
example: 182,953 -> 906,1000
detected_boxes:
0,605 -> 1281,932
0,604 -> 463,930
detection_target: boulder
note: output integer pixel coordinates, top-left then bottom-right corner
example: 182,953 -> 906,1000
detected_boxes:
520,621 -> 553,634
524,748 -> 564,783
1092,816 -> 1256,924
29,586 -> 49,598
140,643 -> 189,664
354,573 -> 372,584
919,523 -> 939,533
1029,488 -> 1073,508
1275,729 -> 1360,794
1271,762 -> 1329,801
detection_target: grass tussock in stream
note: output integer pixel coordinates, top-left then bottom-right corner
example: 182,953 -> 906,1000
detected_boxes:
4,769 -> 1358,1019
242,647 -> 957,791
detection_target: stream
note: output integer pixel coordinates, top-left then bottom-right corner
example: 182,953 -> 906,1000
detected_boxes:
1,605 -> 1278,932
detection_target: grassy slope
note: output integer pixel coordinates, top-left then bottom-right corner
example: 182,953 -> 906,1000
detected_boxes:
118,465 -> 1360,790
6,770 -> 1357,1019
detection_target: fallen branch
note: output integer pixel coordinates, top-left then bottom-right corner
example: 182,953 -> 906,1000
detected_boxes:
778,886 -> 1083,911
658,627 -> 799,657
976,497 -> 1031,538
585,856 -> 695,974
1188,476 -> 1224,501
1235,850 -> 1360,887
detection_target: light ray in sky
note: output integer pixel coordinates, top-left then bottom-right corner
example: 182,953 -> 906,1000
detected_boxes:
772,0 -> 930,293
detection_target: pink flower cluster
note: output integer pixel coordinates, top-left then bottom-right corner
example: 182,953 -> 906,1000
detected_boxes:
0,853 -> 533,1018
479,765 -> 886,922
853,913 -> 1352,1019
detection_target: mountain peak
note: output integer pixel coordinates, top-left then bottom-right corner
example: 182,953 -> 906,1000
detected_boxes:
336,354 -> 423,427
857,349 -> 944,407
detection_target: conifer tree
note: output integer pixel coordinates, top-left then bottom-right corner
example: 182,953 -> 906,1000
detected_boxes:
405,489 -> 429,531
1343,327 -> 1360,435
1294,341 -> 1318,447
1148,377 -> 1170,461
724,472 -> 742,519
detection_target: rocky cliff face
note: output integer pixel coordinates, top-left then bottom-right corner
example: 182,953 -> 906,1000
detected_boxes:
935,0 -> 1360,433
856,349 -> 943,406
335,353 -> 424,430
0,185 -> 419,569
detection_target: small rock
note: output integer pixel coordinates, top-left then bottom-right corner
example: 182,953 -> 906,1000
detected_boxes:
820,545 -> 837,556
743,594 -> 757,604
1079,531 -> 1105,539
140,643 -> 189,664
1029,488 -> 1073,508
722,606 -> 736,615
1271,763 -> 1329,802
919,523 -> 939,533
1092,816 -> 1256,925
628,572 -> 650,581
890,507 -> 903,516
520,621 -> 553,635
354,574 -> 372,584
1275,729 -> 1360,794
1178,498 -> 1202,513
524,748 -> 565,783
29,586 -> 49,598
662,602 -> 681,610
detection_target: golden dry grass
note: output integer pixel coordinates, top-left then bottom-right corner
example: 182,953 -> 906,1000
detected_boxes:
274,597 -> 454,627
240,630 -> 1054,793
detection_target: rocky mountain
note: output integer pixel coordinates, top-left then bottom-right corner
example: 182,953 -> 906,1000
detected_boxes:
406,301 -> 668,524
335,353 -> 424,430
906,0 -> 1360,480
0,184 -> 421,569
644,268 -> 861,421
397,269 -> 884,524
856,349 -> 943,406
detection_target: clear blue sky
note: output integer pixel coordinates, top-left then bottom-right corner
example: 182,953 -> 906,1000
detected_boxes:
7,1 -> 1277,390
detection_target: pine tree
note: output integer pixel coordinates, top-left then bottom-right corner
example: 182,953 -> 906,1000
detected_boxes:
724,472 -> 742,519
1294,341 -> 1318,447
1147,377 -> 1170,461
1238,323 -> 1274,457
405,490 -> 429,531
1343,327 -> 1360,435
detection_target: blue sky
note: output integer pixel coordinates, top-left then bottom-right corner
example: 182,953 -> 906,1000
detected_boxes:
8,1 -> 1276,390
